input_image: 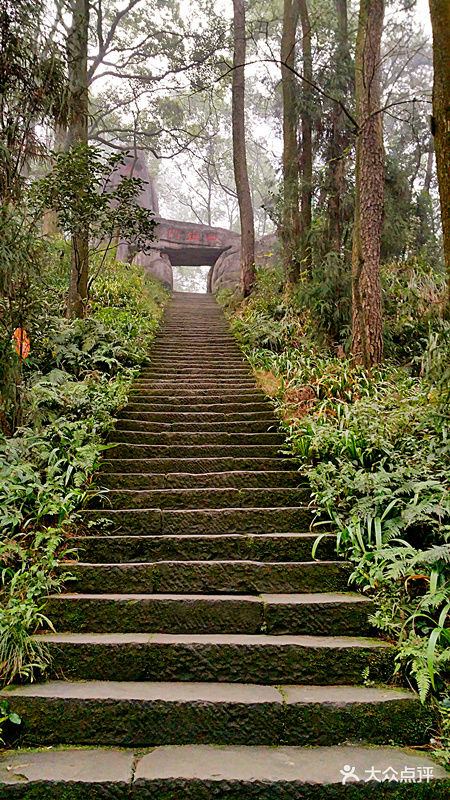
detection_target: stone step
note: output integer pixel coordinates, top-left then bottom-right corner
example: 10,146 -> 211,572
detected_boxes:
132,383 -> 259,392
95,470 -> 301,489
140,367 -> 252,376
99,457 -> 297,474
143,359 -> 249,368
1,682 -> 431,749
1,744 -> 447,796
124,402 -> 272,413
114,419 -> 278,433
63,560 -> 350,594
107,432 -> 285,447
81,506 -> 313,534
71,532 -> 337,564
34,632 -> 394,684
128,387 -> 262,396
44,592 -> 371,636
149,350 -> 245,359
118,410 -> 276,422
133,377 -> 258,385
87,487 -> 309,510
126,392 -> 265,402
104,444 -> 283,459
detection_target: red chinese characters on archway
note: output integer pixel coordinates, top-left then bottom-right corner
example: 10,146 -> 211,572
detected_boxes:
13,328 -> 30,359
165,229 -> 220,246
185,230 -> 200,244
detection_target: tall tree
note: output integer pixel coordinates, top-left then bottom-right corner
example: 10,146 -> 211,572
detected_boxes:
351,0 -> 385,366
280,0 -> 301,283
428,0 -> 450,309
66,0 -> 89,319
232,0 -> 255,296
298,0 -> 312,276
326,0 -> 352,254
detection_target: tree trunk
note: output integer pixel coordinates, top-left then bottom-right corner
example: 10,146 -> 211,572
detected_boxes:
423,145 -> 434,195
351,0 -> 385,366
326,0 -> 352,254
299,0 -> 312,276
428,0 -> 450,310
281,0 -> 301,284
232,0 -> 255,297
66,0 -> 89,319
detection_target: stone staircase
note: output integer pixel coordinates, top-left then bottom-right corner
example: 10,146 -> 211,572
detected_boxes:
1,292 -> 447,797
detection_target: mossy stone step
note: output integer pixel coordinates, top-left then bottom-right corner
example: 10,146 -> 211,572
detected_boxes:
63,560 -> 350,595
124,402 -> 272,413
81,506 -> 313,535
43,592 -> 372,636
118,410 -> 277,422
87,486 -> 309,510
114,419 -> 278,433
105,444 -> 283,459
95,470 -> 302,489
107,432 -> 285,447
34,632 -> 395,684
140,367 -> 253,375
99,457 -> 298,474
70,532 -> 337,564
1,682 -> 431,749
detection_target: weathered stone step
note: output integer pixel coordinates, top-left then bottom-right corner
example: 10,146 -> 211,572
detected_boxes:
63,560 -> 350,594
126,391 -> 264,402
105,444 -> 282,459
96,470 -> 300,489
81,506 -> 312,535
100,457 -> 297,474
107,432 -> 284,447
1,682 -> 430,749
140,367 -> 252,375
114,419 -> 277,433
2,744 -> 447,797
34,632 -> 394,684
87,486 -> 309,510
44,592 -> 371,636
133,382 -> 258,390
144,359 -> 248,368
71,533 -> 336,564
149,350 -> 244,359
119,410 -> 276,422
129,386 -> 261,396
124,402 -> 272,413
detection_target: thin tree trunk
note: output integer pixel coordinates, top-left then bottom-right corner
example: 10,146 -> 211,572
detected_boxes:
428,0 -> 450,311
423,145 -> 434,195
326,0 -> 352,254
232,0 -> 255,297
281,0 -> 301,284
66,0 -> 89,319
351,0 -> 385,366
299,0 -> 312,276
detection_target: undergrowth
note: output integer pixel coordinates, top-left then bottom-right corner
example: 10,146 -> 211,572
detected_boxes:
0,254 -> 168,688
218,258 -> 450,759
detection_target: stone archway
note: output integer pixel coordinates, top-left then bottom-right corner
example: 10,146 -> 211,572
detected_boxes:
115,149 -> 278,292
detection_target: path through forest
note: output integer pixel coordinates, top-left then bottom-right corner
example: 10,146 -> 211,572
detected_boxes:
0,293 -> 446,796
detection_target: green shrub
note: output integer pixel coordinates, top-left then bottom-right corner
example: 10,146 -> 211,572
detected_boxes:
0,256 -> 168,686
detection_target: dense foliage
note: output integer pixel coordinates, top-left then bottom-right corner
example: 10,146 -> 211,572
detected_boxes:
219,257 -> 450,754
0,255 -> 167,687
